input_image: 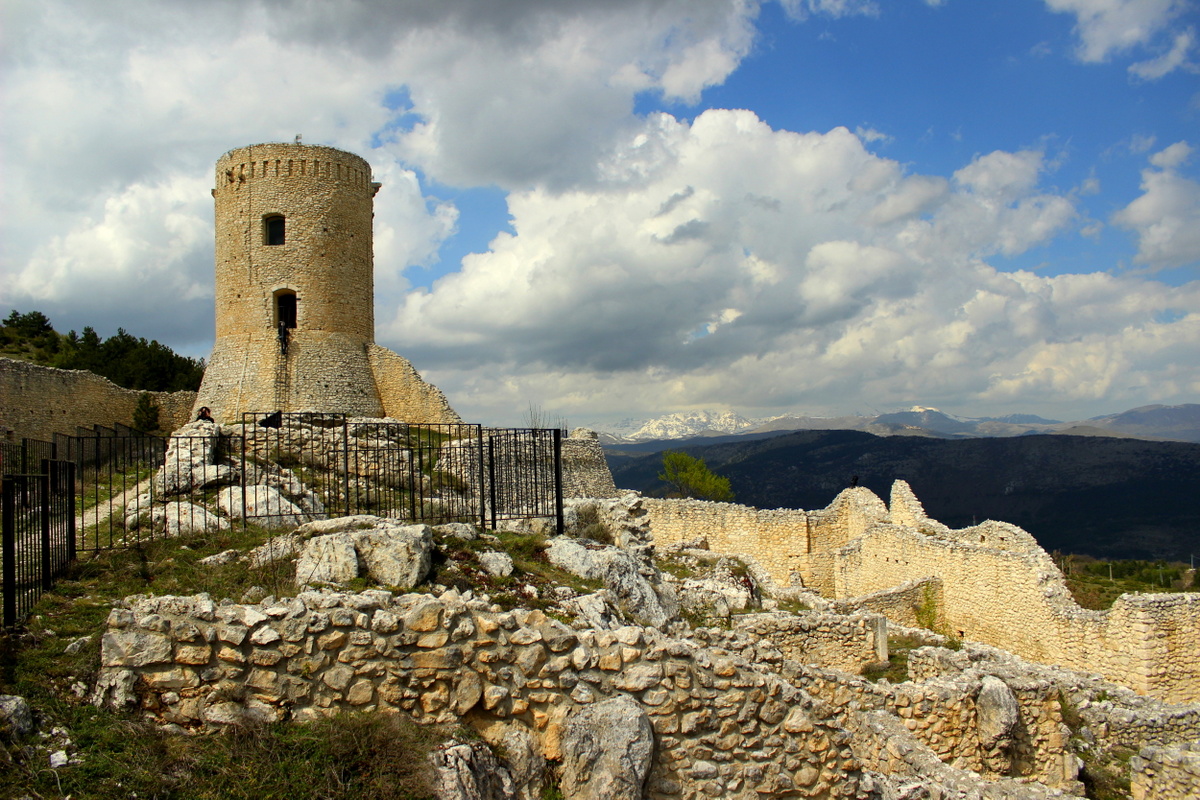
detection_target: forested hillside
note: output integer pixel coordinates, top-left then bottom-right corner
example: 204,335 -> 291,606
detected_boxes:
1,310 -> 204,392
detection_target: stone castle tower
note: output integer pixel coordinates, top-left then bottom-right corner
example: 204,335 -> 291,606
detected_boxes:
194,142 -> 459,424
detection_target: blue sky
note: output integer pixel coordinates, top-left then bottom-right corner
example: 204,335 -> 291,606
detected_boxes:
2,0 -> 1198,426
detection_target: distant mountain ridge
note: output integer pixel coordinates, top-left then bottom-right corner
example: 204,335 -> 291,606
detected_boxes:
594,403 -> 1200,444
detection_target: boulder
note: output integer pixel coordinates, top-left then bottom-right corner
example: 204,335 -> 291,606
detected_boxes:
154,423 -> 235,496
479,551 -> 515,578
292,520 -> 433,589
295,533 -> 360,586
351,524 -> 433,588
547,538 -> 675,627
0,694 -> 34,739
560,695 -> 653,800
217,485 -> 307,529
157,501 -> 229,537
977,676 -> 1020,747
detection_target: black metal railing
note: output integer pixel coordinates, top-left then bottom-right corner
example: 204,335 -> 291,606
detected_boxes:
2,416 -> 564,627
2,460 -> 76,627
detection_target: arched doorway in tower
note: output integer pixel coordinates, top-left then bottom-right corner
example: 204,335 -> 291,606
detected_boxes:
274,289 -> 298,330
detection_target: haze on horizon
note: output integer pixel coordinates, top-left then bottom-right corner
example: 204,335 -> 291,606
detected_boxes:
2,0 -> 1198,427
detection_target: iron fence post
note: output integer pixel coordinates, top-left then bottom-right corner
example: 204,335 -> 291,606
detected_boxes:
40,471 -> 52,590
488,436 -> 497,532
67,461 -> 77,563
476,425 -> 486,531
553,428 -> 564,536
343,418 -> 351,517
2,477 -> 16,628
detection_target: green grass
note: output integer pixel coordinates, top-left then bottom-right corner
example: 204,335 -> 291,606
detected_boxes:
0,521 -> 460,800
860,634 -> 928,684
1,706 -> 443,800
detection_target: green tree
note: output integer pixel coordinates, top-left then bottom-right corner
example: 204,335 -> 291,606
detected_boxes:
132,392 -> 161,433
658,450 -> 734,502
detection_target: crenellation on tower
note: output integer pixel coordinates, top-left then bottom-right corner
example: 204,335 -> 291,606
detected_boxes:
195,142 -> 460,424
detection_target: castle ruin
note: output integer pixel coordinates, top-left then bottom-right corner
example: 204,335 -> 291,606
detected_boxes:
194,142 -> 458,424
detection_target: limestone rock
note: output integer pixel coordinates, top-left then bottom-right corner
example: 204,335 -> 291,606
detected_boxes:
218,485 -> 307,528
295,533 -> 360,586
351,523 -> 433,589
0,694 -> 34,739
479,551 -> 515,578
977,675 -> 1020,747
547,538 -> 674,627
431,739 -> 517,800
560,695 -> 653,800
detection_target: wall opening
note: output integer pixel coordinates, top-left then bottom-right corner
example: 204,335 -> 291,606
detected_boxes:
264,215 -> 286,246
275,290 -> 297,329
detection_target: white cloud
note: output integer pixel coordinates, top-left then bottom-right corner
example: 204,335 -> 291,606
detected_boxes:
1044,0 -> 1193,74
1112,141 -> 1200,269
376,111 -> 1196,423
1129,26 -> 1198,78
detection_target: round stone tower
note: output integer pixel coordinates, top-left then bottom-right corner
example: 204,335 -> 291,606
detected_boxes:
195,142 -> 387,420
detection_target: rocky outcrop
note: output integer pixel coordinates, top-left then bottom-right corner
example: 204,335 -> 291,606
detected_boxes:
560,696 -> 653,800
546,538 -> 677,627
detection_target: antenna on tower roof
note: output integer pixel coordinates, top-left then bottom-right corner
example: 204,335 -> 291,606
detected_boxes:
295,134 -> 302,144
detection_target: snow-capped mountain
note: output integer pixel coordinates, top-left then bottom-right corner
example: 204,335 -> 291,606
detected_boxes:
612,410 -> 761,442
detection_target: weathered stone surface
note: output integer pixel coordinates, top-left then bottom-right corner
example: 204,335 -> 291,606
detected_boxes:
977,675 -> 1020,746
560,695 -> 654,800
431,740 -> 517,800
218,485 -> 307,529
295,533 -> 360,586
547,538 -> 673,627
479,551 -> 515,578
351,523 -> 432,589
0,695 -> 34,739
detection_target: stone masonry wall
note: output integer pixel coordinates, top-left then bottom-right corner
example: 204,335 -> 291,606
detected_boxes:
690,628 -> 1080,791
640,498 -> 811,586
366,344 -> 461,424
1130,741 -> 1200,800
639,484 -> 1200,705
731,612 -> 887,674
93,591 -> 872,800
561,429 -> 620,499
0,357 -> 196,441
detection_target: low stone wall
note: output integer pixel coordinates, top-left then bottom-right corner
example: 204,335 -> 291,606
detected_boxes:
640,498 -> 811,586
732,611 -> 887,674
93,590 -> 871,800
0,357 -> 195,440
688,628 -> 1080,790
1131,741 -> 1200,800
832,578 -> 943,629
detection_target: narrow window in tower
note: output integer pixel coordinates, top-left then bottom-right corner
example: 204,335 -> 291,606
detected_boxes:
276,291 -> 297,329
265,215 -> 286,246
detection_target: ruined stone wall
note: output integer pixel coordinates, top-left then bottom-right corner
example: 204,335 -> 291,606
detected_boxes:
731,612 -> 887,674
365,344 -> 460,424
835,523 -> 1200,703
0,357 -> 195,440
639,485 -> 1200,704
694,628 -> 1079,790
831,578 -> 943,629
94,591 -> 872,800
640,498 -> 811,586
560,430 -> 620,499
1131,741 -> 1200,800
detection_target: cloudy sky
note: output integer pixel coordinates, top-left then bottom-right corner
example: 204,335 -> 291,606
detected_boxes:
2,0 -> 1198,427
